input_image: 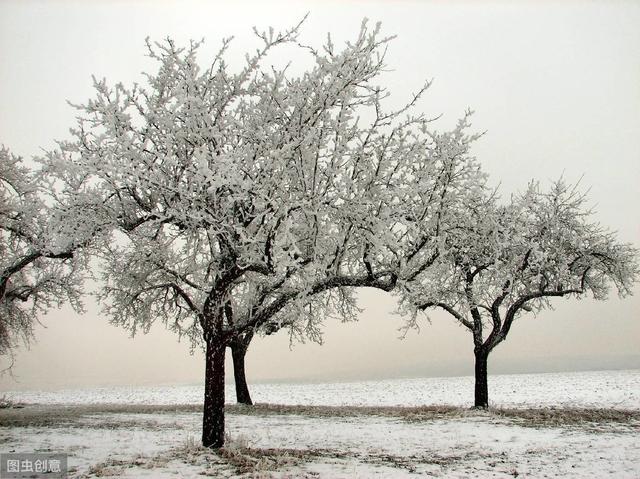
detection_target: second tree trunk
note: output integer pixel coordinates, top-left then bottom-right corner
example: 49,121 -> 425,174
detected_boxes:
230,339 -> 253,405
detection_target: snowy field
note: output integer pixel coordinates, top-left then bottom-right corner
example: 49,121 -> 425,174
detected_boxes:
5,369 -> 640,410
2,369 -> 639,478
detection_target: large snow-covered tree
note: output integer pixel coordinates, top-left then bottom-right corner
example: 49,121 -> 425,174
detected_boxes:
50,20 -> 485,447
0,146 -> 105,359
399,180 -> 638,408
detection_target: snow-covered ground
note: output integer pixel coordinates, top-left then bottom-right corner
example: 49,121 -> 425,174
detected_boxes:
2,405 -> 639,478
2,369 -> 639,477
5,369 -> 640,409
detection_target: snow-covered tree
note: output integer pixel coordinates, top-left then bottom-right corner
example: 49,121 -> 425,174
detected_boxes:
0,146 -> 105,360
50,19 -> 485,447
399,180 -> 638,408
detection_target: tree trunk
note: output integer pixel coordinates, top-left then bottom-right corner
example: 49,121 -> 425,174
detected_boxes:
231,339 -> 253,405
202,337 -> 226,448
474,348 -> 489,408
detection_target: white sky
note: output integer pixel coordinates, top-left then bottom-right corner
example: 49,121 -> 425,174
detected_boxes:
1,0 -> 639,390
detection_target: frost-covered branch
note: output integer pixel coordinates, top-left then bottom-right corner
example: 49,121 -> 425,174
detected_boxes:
0,146 -> 103,357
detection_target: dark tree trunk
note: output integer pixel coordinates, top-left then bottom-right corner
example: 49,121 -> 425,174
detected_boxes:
474,348 -> 489,408
230,338 -> 253,405
202,337 -> 226,448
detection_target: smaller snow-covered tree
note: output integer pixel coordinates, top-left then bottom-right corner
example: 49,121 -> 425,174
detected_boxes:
400,180 -> 638,408
0,146 -> 104,360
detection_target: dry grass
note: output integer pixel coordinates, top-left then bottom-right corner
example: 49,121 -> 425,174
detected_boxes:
0,394 -> 25,409
2,402 -> 638,430
0,403 -> 200,427
78,435 -> 331,477
234,403 -> 462,420
230,403 -> 640,428
159,436 -> 491,477
492,406 -> 640,428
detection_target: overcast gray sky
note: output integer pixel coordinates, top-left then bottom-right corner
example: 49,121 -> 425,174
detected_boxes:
1,0 -> 638,390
